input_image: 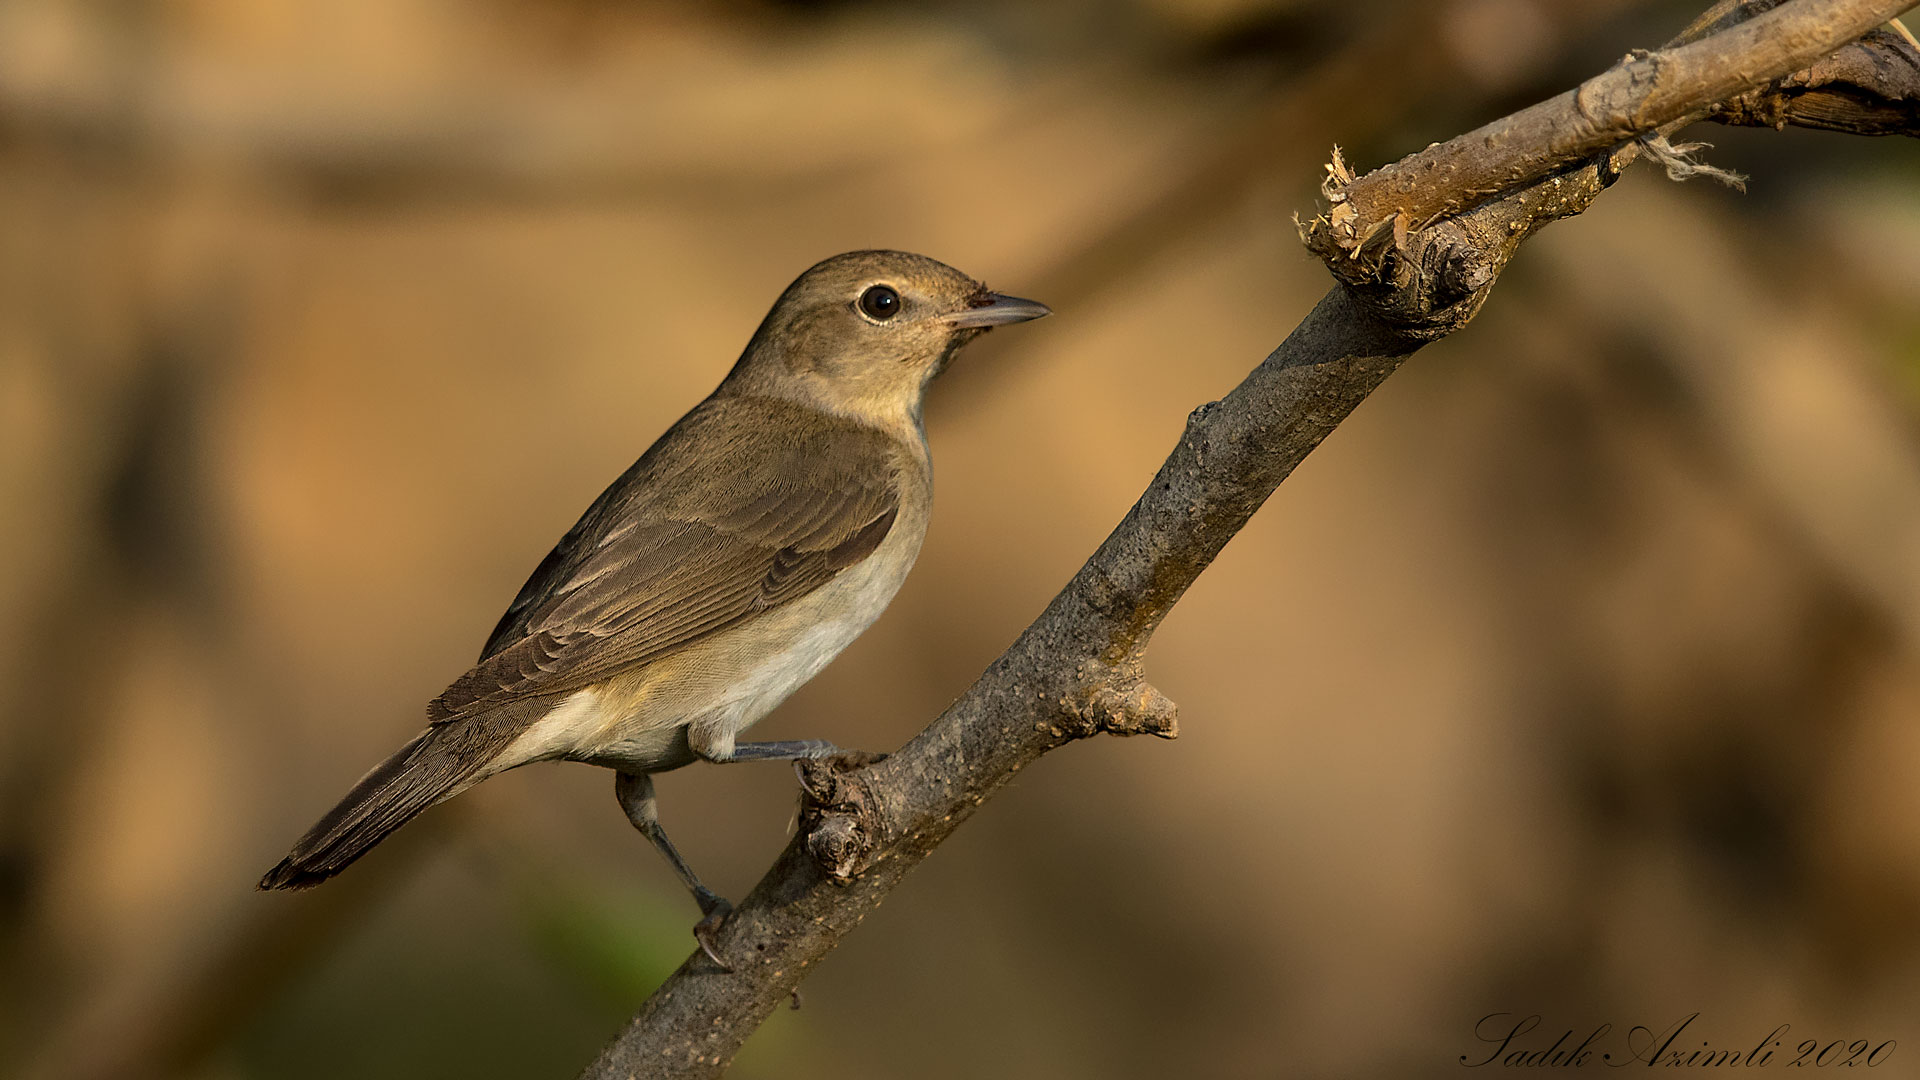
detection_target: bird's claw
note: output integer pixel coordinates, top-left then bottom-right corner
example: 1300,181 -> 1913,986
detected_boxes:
694,896 -> 734,972
792,759 -> 826,802
793,750 -> 887,805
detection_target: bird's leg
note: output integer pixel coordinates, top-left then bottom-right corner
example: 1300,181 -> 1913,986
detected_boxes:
695,737 -> 890,800
694,731 -> 888,767
613,771 -> 732,970
719,739 -> 842,762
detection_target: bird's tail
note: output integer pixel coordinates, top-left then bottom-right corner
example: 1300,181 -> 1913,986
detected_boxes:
258,726 -> 486,890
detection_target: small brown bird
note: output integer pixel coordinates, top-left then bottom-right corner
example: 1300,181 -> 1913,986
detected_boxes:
259,250 -> 1048,964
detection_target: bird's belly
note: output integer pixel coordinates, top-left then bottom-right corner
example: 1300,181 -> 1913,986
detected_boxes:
716,593 -> 884,726
681,533 -> 915,746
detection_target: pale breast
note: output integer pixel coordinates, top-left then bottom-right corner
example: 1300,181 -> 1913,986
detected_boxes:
709,521 -> 920,728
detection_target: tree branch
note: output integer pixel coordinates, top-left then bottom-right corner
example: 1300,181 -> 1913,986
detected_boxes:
585,287 -> 1429,1080
582,2 -> 1916,1075
1711,24 -> 1920,133
1299,0 -> 1918,265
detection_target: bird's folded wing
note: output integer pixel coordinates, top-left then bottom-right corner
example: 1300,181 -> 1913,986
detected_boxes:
426,399 -> 901,723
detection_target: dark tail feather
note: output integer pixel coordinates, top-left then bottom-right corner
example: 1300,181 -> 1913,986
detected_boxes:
258,728 -> 482,890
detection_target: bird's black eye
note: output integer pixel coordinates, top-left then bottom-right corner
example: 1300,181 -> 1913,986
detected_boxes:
858,284 -> 901,321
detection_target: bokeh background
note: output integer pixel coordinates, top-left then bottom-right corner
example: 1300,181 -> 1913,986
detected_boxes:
4,0 -> 1919,1076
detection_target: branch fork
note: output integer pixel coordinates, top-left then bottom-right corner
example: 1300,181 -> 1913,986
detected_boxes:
795,669 -> 1177,884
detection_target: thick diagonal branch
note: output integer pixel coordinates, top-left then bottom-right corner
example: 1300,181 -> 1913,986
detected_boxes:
581,102 -> 1622,1080
583,287 -> 1425,1080
581,2 -> 1909,1076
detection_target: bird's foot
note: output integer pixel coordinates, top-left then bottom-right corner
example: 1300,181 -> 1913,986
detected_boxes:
792,749 -> 886,802
693,894 -> 734,971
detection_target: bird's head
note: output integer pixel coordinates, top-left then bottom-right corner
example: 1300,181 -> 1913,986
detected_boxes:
724,250 -> 1049,429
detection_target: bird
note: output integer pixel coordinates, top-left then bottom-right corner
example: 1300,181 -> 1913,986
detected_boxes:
258,250 -> 1050,966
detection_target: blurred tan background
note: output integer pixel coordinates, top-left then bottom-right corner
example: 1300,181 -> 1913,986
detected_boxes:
3,0 -> 1920,1076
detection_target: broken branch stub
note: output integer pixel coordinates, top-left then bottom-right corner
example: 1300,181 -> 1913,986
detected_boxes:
1300,0 -> 1918,277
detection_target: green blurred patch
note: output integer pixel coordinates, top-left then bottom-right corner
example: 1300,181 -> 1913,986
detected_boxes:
233,845 -> 815,1079
514,874 -> 692,1006
233,856 -> 624,1080
509,868 -> 813,1077
1892,316 -> 1920,408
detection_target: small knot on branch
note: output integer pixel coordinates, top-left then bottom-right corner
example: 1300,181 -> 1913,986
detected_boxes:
805,814 -> 864,881
1063,674 -> 1180,740
796,752 -> 888,882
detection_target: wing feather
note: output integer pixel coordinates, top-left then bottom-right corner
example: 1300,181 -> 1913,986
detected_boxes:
428,397 -> 903,724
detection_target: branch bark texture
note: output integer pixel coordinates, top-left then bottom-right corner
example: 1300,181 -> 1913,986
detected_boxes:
582,2 -> 1911,1075
1712,24 -> 1920,132
1300,0 -> 1918,263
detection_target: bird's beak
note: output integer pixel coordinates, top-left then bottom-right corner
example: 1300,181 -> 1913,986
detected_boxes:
945,292 -> 1052,329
